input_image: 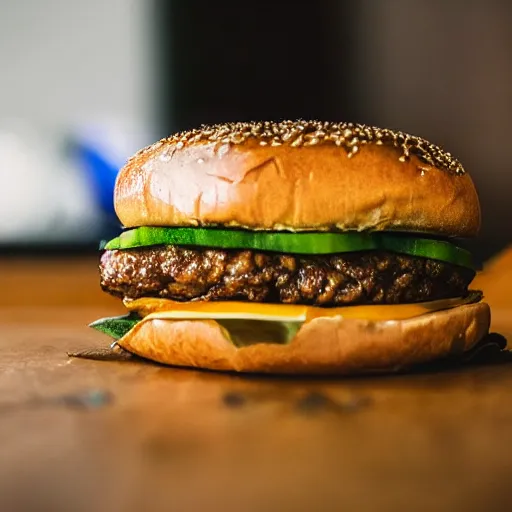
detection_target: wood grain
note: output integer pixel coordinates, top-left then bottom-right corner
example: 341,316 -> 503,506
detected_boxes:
1,256 -> 512,512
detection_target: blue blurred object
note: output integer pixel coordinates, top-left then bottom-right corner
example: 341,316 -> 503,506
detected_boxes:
71,138 -> 120,218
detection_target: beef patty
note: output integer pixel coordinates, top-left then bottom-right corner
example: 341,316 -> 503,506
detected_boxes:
100,246 -> 474,307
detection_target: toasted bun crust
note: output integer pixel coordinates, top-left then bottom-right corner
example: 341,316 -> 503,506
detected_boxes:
115,121 -> 480,237
117,303 -> 490,375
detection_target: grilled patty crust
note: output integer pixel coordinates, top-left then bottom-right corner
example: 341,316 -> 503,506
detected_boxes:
100,246 -> 474,307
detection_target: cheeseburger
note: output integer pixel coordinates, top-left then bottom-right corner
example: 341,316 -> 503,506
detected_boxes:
92,120 -> 490,374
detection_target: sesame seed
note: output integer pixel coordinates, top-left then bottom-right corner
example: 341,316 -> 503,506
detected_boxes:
142,120 -> 465,175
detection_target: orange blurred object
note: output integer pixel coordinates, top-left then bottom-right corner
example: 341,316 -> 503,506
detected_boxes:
473,247 -> 512,333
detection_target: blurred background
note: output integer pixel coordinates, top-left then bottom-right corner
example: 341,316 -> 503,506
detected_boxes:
0,0 -> 511,262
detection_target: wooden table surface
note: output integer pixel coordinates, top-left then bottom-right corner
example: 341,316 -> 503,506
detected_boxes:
2,254 -> 512,512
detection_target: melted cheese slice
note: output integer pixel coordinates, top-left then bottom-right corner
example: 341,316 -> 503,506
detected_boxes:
124,295 -> 476,324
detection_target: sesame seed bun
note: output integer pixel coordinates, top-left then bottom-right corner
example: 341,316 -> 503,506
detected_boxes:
116,302 -> 490,375
114,120 -> 480,237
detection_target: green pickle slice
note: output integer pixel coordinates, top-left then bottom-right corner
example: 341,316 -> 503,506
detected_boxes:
103,227 -> 474,269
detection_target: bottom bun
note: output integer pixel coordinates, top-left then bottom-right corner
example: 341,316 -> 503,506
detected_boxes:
117,302 -> 491,375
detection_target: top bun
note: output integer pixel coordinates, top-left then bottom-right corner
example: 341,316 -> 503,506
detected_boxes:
114,120 -> 481,237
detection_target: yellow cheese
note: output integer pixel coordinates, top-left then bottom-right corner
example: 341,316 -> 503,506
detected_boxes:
125,295 -> 477,323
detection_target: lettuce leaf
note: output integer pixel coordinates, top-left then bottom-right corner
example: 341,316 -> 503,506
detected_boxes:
89,313 -> 141,340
